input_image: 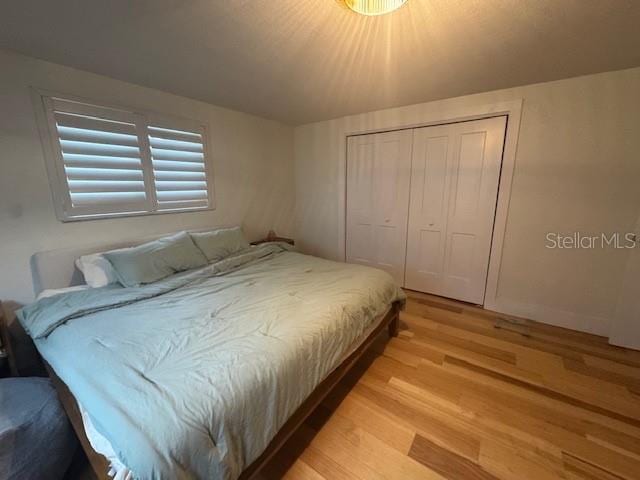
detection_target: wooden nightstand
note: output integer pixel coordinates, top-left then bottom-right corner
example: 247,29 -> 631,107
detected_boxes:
251,230 -> 294,246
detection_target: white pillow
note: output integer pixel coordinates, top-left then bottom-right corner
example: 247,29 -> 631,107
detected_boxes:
37,285 -> 91,300
75,253 -> 118,288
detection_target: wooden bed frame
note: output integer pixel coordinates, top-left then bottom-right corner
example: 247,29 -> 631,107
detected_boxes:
45,302 -> 401,480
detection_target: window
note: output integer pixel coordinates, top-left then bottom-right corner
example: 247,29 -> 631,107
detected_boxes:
39,95 -> 214,221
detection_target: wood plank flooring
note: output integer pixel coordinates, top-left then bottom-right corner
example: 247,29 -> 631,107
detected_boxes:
259,290 -> 640,480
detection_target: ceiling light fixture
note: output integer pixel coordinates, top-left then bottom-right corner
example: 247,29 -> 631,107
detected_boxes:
344,0 -> 408,16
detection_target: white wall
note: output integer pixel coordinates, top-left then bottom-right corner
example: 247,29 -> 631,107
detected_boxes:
0,49 -> 295,305
2,47 -> 638,342
294,67 -> 640,336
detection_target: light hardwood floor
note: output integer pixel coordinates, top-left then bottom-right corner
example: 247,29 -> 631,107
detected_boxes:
259,290 -> 640,480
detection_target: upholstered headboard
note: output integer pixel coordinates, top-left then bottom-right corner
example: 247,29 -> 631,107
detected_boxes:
30,227 -> 229,294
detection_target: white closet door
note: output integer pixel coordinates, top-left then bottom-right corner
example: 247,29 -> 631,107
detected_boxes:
346,129 -> 412,284
405,116 -> 506,304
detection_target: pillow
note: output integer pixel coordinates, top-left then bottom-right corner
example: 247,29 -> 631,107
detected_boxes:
75,253 -> 118,288
103,231 -> 208,288
190,227 -> 250,263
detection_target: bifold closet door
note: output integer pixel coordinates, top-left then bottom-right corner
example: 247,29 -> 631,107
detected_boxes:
346,130 -> 412,284
405,116 -> 507,304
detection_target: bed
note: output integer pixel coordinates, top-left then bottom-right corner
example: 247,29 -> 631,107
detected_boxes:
19,231 -> 405,480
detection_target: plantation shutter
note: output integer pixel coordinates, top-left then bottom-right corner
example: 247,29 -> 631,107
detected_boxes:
148,125 -> 210,210
50,98 -> 152,217
41,95 -> 214,221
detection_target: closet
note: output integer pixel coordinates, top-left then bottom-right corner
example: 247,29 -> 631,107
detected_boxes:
346,116 -> 507,304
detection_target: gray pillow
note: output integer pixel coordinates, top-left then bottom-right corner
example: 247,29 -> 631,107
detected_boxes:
104,231 -> 208,287
190,227 -> 250,263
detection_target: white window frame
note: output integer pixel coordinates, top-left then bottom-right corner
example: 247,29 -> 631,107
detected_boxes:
33,89 -> 216,222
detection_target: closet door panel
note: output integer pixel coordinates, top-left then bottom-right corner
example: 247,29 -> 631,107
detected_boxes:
443,117 -> 506,303
404,125 -> 453,292
346,130 -> 412,285
406,116 -> 506,304
346,138 -> 375,266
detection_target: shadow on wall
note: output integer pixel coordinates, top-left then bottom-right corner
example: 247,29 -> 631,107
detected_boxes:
609,215 -> 640,350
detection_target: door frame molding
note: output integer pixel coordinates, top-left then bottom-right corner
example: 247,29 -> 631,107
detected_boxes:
341,99 -> 523,309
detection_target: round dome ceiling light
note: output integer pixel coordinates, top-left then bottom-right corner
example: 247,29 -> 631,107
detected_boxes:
344,0 -> 407,16
344,0 -> 408,16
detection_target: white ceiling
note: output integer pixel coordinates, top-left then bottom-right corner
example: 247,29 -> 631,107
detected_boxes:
1,0 -> 639,125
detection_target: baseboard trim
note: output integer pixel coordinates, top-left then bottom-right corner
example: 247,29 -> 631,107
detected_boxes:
486,298 -> 610,337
